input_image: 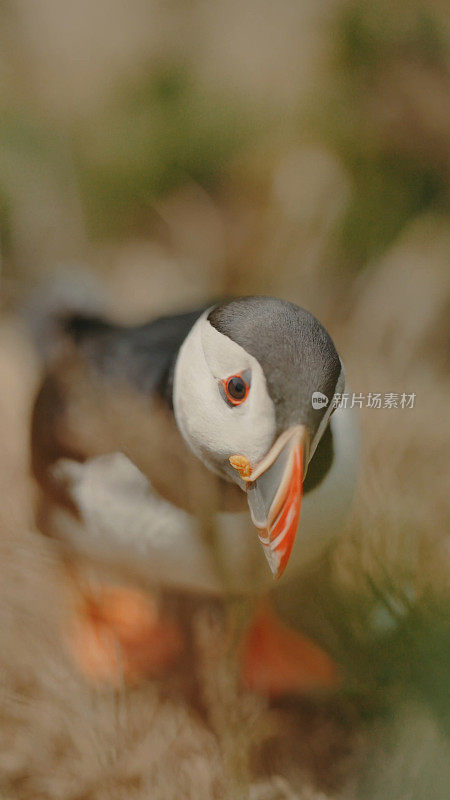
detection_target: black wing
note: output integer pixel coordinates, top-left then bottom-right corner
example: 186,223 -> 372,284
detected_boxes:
61,306 -> 207,407
30,303 -> 246,525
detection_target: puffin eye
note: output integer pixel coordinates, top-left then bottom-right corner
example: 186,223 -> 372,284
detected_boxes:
221,373 -> 250,406
228,376 -> 246,400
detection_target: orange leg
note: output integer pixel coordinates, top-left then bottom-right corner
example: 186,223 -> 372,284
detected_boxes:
241,602 -> 339,697
65,582 -> 184,685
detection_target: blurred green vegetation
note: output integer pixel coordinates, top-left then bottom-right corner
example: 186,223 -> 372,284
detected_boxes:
74,64 -> 264,235
1,0 -> 448,274
276,563 -> 450,732
336,1 -> 447,71
342,593 -> 450,735
311,0 -> 449,268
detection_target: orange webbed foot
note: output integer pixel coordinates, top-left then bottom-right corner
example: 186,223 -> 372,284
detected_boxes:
66,584 -> 183,686
241,603 -> 339,697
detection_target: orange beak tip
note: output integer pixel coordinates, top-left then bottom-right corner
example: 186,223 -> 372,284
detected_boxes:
261,545 -> 281,580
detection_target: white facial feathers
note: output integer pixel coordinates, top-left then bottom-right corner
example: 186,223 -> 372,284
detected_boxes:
173,312 -> 276,478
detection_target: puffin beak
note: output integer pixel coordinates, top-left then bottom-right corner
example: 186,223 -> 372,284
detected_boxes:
230,425 -> 309,580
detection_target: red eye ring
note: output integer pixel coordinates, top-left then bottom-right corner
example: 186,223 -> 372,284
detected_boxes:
221,374 -> 250,406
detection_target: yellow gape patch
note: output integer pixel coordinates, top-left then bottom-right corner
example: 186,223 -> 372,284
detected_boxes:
229,454 -> 252,479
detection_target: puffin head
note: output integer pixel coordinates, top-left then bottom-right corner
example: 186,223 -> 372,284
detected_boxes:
173,297 -> 344,579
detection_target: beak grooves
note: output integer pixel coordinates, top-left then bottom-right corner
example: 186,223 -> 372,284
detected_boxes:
257,442 -> 303,579
230,425 -> 307,580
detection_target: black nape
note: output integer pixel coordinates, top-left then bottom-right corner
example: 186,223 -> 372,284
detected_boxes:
303,424 -> 334,494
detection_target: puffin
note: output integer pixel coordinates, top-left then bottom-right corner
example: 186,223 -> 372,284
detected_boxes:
29,293 -> 357,692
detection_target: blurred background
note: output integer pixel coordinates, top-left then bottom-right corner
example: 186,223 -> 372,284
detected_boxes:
0,1 -> 449,798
